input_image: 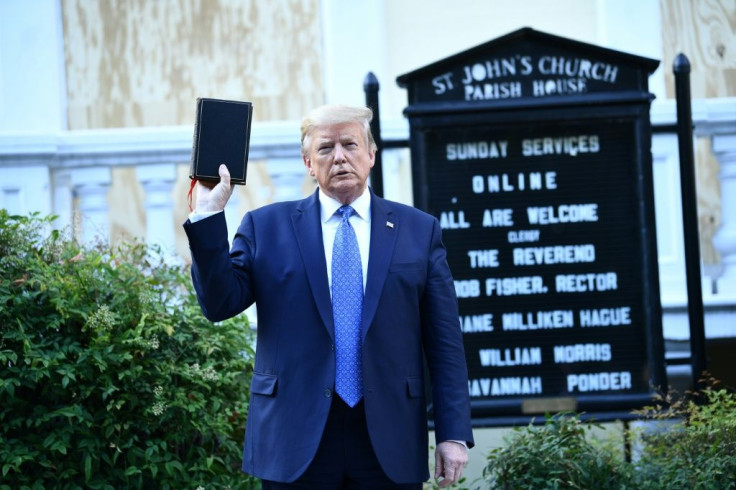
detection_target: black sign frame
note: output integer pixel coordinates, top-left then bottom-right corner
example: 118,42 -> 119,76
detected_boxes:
398,28 -> 667,423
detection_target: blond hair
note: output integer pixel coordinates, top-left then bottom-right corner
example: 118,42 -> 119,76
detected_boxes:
300,105 -> 377,157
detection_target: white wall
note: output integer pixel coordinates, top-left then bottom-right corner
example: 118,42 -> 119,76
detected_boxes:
0,0 -> 67,132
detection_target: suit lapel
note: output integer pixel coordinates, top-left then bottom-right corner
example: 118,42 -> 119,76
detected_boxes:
362,193 -> 397,339
292,190 -> 334,341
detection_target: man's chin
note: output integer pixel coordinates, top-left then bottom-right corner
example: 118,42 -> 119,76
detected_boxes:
327,182 -> 364,203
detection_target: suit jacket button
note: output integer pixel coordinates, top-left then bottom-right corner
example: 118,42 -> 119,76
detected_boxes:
324,388 -> 332,398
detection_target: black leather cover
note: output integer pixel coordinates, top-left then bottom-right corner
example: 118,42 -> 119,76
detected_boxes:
190,98 -> 253,185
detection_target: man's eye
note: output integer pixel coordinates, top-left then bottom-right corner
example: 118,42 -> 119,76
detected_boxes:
345,142 -> 358,149
318,146 -> 332,153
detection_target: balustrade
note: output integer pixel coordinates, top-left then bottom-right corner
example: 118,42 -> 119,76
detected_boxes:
1,105 -> 734,326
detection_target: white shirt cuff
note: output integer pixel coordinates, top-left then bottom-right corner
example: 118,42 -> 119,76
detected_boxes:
447,440 -> 469,450
189,209 -> 222,223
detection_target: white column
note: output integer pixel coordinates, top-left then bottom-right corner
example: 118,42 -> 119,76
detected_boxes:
51,168 -> 73,232
72,167 -> 111,244
138,163 -> 177,255
650,131 -> 687,304
712,133 -> 736,298
267,157 -> 307,202
0,184 -> 21,214
0,166 -> 51,216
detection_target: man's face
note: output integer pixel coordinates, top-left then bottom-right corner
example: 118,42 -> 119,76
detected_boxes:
303,122 -> 375,204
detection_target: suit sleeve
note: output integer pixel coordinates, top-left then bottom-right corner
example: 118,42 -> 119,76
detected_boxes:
420,218 -> 475,448
183,211 -> 256,322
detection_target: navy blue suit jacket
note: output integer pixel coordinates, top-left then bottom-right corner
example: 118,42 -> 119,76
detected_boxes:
184,189 -> 474,483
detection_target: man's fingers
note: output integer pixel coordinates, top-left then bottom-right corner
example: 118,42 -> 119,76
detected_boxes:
197,179 -> 216,190
438,468 -> 454,488
437,464 -> 462,488
435,441 -> 468,487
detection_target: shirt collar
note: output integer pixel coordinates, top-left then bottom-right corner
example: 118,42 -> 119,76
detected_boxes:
319,187 -> 371,224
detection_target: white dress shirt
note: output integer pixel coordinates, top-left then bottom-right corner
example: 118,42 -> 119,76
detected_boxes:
318,188 -> 371,294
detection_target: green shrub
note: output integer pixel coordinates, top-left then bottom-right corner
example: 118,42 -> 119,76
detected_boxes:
633,379 -> 736,489
479,382 -> 736,490
482,413 -> 634,489
0,211 -> 258,489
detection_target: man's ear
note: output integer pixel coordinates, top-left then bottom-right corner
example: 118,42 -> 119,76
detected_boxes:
303,155 -> 315,176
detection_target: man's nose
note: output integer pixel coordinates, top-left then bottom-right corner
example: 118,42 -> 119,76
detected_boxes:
333,144 -> 347,163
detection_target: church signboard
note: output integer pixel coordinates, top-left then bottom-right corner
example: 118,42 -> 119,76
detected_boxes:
397,28 -> 666,421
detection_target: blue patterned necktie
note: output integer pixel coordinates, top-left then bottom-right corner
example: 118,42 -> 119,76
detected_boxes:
332,205 -> 364,407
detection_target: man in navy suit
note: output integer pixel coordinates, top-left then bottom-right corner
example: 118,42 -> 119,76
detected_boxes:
184,105 -> 474,488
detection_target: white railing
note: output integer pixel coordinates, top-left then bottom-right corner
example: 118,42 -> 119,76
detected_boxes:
1,99 -> 735,339
649,98 -> 736,340
0,122 -> 304,253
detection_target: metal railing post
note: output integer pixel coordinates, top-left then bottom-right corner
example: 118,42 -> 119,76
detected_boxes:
363,72 -> 384,198
673,53 -> 708,391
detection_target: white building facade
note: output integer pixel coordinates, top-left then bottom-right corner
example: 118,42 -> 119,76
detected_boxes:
2,0 -> 735,469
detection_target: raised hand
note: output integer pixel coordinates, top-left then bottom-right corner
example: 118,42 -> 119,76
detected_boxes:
196,164 -> 235,212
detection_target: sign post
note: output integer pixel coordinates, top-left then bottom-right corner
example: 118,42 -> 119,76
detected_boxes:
397,28 -> 666,421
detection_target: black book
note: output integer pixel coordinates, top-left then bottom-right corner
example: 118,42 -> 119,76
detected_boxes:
190,98 -> 253,185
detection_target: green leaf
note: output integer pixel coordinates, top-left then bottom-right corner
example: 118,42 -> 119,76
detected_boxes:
84,454 -> 92,482
0,350 -> 18,364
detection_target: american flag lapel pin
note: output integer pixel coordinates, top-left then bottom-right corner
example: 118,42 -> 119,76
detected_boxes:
386,221 -> 394,229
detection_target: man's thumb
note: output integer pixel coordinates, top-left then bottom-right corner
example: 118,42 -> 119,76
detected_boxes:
219,164 -> 231,186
